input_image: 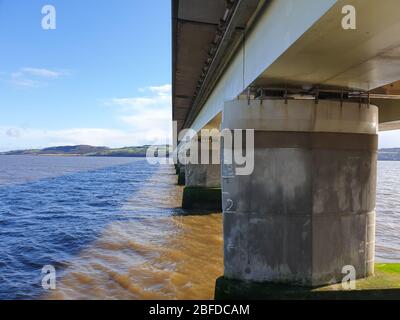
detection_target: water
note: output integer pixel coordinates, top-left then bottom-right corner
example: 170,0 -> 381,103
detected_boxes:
0,156 -> 398,299
0,156 -> 222,300
376,161 -> 400,262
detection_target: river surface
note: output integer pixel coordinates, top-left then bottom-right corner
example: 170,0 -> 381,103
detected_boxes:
0,156 -> 398,300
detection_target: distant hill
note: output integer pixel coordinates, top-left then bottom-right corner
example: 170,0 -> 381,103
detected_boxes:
378,148 -> 400,161
2,145 -> 399,160
0,145 -> 169,157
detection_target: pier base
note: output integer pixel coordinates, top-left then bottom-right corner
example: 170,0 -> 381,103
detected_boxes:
182,163 -> 221,211
215,264 -> 400,300
177,166 -> 186,186
182,187 -> 222,211
181,136 -> 221,211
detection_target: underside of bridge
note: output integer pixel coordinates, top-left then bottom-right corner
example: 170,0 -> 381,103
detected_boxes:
172,0 -> 400,293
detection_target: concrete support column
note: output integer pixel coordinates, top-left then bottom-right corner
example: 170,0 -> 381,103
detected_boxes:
220,99 -> 378,287
181,136 -> 222,211
185,164 -> 220,188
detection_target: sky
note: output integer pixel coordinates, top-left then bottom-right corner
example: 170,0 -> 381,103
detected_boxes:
0,0 -> 172,151
0,0 -> 399,151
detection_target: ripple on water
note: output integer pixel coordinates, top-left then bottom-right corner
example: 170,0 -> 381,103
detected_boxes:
0,156 -> 399,299
46,176 -> 223,300
376,162 -> 400,262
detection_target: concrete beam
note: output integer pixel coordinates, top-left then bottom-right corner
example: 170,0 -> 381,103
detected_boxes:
255,0 -> 400,90
373,98 -> 400,131
188,0 -> 337,134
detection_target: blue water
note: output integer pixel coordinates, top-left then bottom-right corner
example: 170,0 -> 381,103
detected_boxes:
0,156 -> 399,299
0,156 -> 158,299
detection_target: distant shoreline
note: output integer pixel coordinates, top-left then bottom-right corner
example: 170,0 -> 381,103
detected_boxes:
2,145 -> 400,161
0,144 -> 168,158
0,154 -> 148,157
1,154 -> 400,162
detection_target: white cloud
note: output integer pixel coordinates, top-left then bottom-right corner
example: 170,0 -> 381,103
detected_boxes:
105,84 -> 172,145
0,84 -> 173,151
20,68 -> 68,78
9,67 -> 70,88
149,84 -> 172,96
10,73 -> 42,88
6,128 -> 21,138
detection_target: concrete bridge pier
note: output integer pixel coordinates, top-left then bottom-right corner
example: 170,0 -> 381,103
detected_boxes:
219,99 -> 378,289
181,136 -> 222,211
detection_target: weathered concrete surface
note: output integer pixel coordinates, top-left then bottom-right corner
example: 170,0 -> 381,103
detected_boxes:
215,263 -> 400,300
186,163 -> 221,188
185,135 -> 221,188
222,99 -> 378,286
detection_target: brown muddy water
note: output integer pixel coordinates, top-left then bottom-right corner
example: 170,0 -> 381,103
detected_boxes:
45,164 -> 222,300
0,156 -> 398,300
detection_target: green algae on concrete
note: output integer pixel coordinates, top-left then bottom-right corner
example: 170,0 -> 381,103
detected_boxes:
215,263 -> 400,300
182,187 -> 222,211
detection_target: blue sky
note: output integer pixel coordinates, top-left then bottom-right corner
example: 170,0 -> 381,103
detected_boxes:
0,0 -> 398,151
0,0 -> 172,151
